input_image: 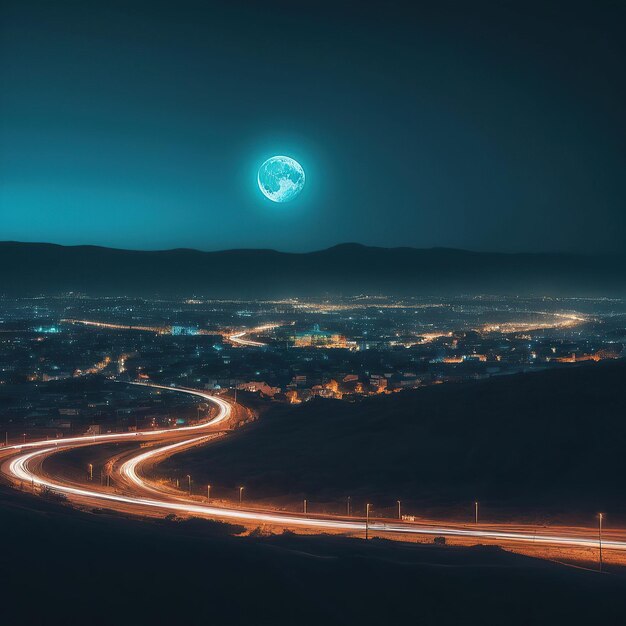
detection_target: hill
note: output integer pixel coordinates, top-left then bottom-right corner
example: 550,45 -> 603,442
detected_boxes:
1,241 -> 626,297
1,488 -> 626,626
166,360 -> 626,521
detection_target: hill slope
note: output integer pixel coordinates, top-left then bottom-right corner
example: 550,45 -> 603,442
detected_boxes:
2,490 -> 626,626
168,360 -> 626,520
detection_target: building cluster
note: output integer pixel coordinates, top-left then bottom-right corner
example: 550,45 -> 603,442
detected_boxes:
0,294 -> 624,436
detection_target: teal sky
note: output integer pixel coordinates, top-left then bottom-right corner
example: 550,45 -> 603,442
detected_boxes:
1,1 -> 625,252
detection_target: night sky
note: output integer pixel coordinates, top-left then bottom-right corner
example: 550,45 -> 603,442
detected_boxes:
1,1 -> 624,253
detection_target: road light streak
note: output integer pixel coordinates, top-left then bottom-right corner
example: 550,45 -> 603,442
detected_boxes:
4,382 -> 626,554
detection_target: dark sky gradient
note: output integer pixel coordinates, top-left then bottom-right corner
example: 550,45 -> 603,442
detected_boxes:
1,1 -> 624,252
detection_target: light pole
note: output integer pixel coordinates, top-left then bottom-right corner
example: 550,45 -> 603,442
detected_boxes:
365,503 -> 371,540
23,433 -> 26,444
207,485 -> 211,502
474,501 -> 479,524
186,474 -> 192,495
397,500 -> 401,520
239,486 -> 244,505
598,513 -> 604,572
88,463 -> 93,481
347,496 -> 351,516
303,499 -> 307,515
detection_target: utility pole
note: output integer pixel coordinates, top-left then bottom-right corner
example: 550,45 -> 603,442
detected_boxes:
598,513 -> 604,573
397,500 -> 401,520
88,463 -> 93,481
303,499 -> 307,515
474,501 -> 479,524
366,503 -> 371,540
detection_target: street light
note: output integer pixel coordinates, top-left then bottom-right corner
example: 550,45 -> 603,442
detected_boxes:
88,463 -> 93,481
366,503 -> 371,540
239,486 -> 244,505
347,496 -> 351,517
397,500 -> 401,520
186,474 -> 192,495
303,499 -> 308,515
474,501 -> 479,524
207,484 -> 211,502
598,513 -> 604,572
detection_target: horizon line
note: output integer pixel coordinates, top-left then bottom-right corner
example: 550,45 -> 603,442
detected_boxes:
0,240 -> 616,258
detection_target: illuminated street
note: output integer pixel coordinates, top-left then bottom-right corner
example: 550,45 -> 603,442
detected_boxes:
0,380 -> 623,566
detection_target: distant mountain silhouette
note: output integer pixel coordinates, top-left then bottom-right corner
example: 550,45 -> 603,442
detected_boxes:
1,241 -> 625,297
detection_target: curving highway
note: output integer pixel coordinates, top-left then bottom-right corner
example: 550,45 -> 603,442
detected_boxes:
228,323 -> 281,347
2,381 -> 626,562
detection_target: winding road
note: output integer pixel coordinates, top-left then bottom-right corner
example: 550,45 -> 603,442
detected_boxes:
228,323 -> 281,347
2,380 -> 625,564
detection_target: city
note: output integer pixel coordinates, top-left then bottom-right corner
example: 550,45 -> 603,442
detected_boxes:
2,294 -> 625,530
2,295 -> 623,426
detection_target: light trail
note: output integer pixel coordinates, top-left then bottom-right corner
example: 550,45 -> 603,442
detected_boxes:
3,381 -> 626,556
61,319 -> 169,334
228,323 -> 280,347
2,382 -> 230,452
119,435 -> 214,496
8,445 -> 626,551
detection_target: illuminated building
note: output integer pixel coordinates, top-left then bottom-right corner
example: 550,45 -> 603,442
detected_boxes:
237,381 -> 281,397
34,326 -> 60,334
171,325 -> 199,336
292,324 -> 348,348
369,374 -> 388,393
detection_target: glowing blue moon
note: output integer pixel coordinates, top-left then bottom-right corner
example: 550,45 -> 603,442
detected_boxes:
257,156 -> 305,203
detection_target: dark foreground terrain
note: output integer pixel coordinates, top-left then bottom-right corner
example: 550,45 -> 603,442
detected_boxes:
1,487 -> 625,626
168,360 -> 626,521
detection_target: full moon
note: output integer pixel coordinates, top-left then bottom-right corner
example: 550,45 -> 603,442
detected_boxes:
257,156 -> 305,203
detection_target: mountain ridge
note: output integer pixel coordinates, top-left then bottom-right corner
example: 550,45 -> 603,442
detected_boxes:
1,241 -> 625,298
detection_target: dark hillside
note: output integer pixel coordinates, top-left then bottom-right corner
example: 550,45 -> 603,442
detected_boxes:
1,488 -> 626,626
170,360 -> 626,520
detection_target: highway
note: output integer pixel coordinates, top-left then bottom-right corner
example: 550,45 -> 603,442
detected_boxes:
2,381 -> 626,563
228,323 -> 281,346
